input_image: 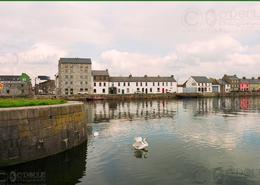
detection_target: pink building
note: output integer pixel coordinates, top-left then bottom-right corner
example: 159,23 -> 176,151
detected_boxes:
240,79 -> 249,91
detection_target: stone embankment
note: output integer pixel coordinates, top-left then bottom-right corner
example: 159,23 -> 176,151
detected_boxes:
0,101 -> 87,166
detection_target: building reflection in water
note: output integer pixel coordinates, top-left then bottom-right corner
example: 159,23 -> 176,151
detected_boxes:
134,149 -> 148,159
87,100 -> 178,123
0,141 -> 88,185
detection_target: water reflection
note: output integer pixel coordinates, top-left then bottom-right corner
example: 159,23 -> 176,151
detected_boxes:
133,149 -> 148,159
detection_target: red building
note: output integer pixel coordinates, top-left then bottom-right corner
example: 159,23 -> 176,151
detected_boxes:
240,79 -> 249,91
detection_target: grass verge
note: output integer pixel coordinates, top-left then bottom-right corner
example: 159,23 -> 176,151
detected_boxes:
0,99 -> 66,108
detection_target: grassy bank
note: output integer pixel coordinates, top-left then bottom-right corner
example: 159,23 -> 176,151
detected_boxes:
0,99 -> 66,108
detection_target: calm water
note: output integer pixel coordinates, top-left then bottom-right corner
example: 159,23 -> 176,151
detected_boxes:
2,97 -> 260,185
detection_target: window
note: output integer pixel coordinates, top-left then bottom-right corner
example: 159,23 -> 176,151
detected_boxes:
118,82 -> 120,86
166,82 -> 168,86
85,81 -> 88,84
140,82 -> 142,86
158,82 -> 160,86
128,82 -> 130,86
80,88 -> 83,92
142,88 -> 144,92
6,89 -> 10,94
65,75 -> 68,79
102,89 -> 105,93
65,89 -> 68,95
145,82 -> 148,86
21,90 -> 24,94
137,88 -> 140,91
123,82 -> 125,86
70,81 -> 73,84
136,82 -> 138,86
162,82 -> 164,86
127,88 -> 129,93
153,82 -> 155,86
80,81 -> 83,85
104,82 -> 106,86
118,89 -> 120,93
94,89 -> 96,93
65,81 -> 68,85
170,82 -> 172,86
94,82 -> 96,87
99,82 -> 102,87
150,88 -> 152,92
157,88 -> 160,92
198,87 -> 201,91
112,83 -> 114,87
70,75 -> 73,78
70,88 -> 73,95
80,75 -> 83,79
85,88 -> 88,92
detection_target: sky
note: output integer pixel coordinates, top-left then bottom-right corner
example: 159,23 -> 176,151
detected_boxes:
0,2 -> 260,83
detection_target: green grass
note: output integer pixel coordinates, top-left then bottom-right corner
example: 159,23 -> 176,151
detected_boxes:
0,99 -> 66,108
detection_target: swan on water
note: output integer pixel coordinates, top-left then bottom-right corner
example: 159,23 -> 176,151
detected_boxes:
93,131 -> 99,137
133,137 -> 148,150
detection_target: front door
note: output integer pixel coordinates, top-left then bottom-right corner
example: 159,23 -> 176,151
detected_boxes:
162,88 -> 165,93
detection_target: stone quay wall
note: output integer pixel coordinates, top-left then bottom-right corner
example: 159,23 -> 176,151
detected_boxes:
0,101 -> 87,167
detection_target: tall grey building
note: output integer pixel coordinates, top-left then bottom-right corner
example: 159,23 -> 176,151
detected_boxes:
57,58 -> 92,95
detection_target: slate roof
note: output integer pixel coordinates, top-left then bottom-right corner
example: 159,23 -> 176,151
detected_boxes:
223,75 -> 239,80
110,76 -> 176,82
59,58 -> 92,64
191,76 -> 211,83
218,79 -> 229,85
0,75 -> 21,81
249,79 -> 260,84
209,78 -> 220,85
91,70 -> 109,76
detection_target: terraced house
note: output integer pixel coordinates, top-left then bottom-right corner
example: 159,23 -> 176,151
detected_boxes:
222,74 -> 240,92
92,70 -> 109,94
109,75 -> 177,94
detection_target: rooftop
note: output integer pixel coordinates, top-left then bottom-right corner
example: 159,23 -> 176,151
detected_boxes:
92,70 -> 109,76
59,58 -> 92,64
110,75 -> 176,82
0,75 -> 21,81
191,76 -> 211,83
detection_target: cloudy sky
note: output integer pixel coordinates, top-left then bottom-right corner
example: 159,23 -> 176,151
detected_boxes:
0,2 -> 260,82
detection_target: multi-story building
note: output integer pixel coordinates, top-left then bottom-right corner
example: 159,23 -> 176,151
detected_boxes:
240,77 -> 250,92
222,74 -> 240,92
109,75 -> 177,94
183,76 -> 212,93
209,78 -> 221,93
57,58 -> 92,95
0,73 -> 32,96
218,79 -> 231,93
92,70 -> 109,94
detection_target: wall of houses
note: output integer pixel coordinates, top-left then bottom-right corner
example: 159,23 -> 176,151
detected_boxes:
0,82 -> 32,96
93,81 -> 109,94
109,81 -> 177,94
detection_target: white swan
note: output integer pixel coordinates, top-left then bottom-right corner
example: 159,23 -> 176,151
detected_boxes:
133,137 -> 148,150
93,131 -> 99,137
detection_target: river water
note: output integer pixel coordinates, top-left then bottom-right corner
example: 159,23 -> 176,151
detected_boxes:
1,97 -> 260,185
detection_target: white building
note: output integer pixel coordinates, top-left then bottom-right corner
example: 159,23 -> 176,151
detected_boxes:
183,76 -> 212,93
109,75 -> 177,94
92,70 -> 109,94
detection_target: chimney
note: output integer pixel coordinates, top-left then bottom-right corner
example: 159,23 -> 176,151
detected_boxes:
144,75 -> 147,77
129,74 -> 132,78
171,75 -> 174,78
258,77 -> 260,80
242,77 -> 246,79
106,69 -> 108,72
252,77 -> 255,80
